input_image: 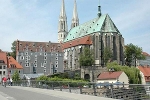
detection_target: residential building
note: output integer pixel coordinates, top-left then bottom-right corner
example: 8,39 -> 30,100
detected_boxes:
97,71 -> 128,85
16,40 -> 64,75
7,56 -> 23,77
138,66 -> 150,92
60,0 -> 125,70
138,66 -> 150,85
0,50 -> 8,82
0,50 -> 23,82
137,52 -> 150,66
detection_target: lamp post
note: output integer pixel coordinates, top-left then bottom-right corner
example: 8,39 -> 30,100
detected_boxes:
91,64 -> 97,96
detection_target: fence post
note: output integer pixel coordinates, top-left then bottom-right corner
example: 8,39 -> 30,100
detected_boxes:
110,84 -> 114,98
93,83 -> 97,96
68,84 -> 71,93
79,85 -> 82,94
52,82 -> 54,90
59,82 -> 62,91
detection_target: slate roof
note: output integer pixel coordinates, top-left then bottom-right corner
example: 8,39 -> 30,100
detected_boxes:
16,40 -> 63,52
97,71 -> 123,80
64,14 -> 120,42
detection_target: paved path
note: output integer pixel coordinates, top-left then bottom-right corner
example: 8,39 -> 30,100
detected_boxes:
0,86 -> 118,100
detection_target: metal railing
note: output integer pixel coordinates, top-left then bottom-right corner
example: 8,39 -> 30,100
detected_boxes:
12,80 -> 150,100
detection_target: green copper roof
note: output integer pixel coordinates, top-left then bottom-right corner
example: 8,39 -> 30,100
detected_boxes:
64,14 -> 120,42
101,14 -> 120,33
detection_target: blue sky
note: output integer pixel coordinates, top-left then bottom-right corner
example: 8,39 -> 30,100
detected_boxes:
0,0 -> 150,54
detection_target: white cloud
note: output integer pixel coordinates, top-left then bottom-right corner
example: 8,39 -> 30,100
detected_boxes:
114,1 -> 150,32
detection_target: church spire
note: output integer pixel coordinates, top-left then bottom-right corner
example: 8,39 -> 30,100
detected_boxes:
97,0 -> 101,17
71,0 -> 79,29
58,0 -> 68,43
60,0 -> 66,17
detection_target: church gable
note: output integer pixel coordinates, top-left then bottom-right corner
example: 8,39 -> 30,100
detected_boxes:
101,14 -> 120,33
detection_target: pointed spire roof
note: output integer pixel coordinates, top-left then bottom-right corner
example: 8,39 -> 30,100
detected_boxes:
72,0 -> 78,20
60,0 -> 66,17
101,14 -> 120,33
97,0 -> 101,17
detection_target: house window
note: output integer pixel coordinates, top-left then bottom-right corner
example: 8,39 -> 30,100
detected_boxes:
44,53 -> 47,56
9,70 -> 11,74
0,71 -> 2,75
25,60 -> 28,63
34,60 -> 37,63
18,70 -> 20,73
44,57 -> 47,60
56,53 -> 58,56
3,66 -> 6,69
0,66 -> 2,69
44,61 -> 47,64
56,57 -> 58,60
34,64 -> 37,67
44,69 -> 46,72
55,61 -> 58,64
35,55 -> 37,59
25,63 -> 29,67
44,65 -> 46,68
54,69 -> 57,73
10,64 -> 16,68
55,65 -> 58,68
20,56 -> 24,60
3,71 -> 5,75
25,52 -> 28,55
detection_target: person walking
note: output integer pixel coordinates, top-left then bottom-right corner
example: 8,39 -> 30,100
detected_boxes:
3,77 -> 7,87
10,78 -> 13,86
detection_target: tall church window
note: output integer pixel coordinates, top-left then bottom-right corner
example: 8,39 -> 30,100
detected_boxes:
96,36 -> 98,58
105,34 -> 107,47
107,36 -> 110,48
61,22 -> 63,30
63,21 -> 65,31
113,36 -> 117,60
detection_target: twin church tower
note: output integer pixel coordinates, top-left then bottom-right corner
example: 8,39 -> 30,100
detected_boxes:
58,0 -> 79,43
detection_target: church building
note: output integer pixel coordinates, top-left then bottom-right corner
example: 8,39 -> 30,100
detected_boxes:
58,0 -> 125,70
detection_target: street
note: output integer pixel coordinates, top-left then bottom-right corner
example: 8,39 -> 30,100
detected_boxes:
0,86 -> 74,100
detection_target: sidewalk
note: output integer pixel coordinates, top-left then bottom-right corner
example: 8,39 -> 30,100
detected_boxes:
11,86 -> 118,100
0,94 -> 8,100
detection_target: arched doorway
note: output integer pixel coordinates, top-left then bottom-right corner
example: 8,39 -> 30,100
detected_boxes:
84,74 -> 90,81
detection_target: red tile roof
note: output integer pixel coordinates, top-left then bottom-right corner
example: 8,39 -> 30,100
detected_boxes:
97,71 -> 123,80
0,51 -> 7,64
7,56 -> 23,69
142,52 -> 150,57
138,66 -> 150,76
63,36 -> 92,49
138,66 -> 150,82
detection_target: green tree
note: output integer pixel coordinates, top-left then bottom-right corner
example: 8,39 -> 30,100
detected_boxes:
125,43 -> 145,67
107,62 -> 141,84
103,47 -> 113,65
79,47 -> 94,66
9,41 -> 16,59
12,70 -> 20,82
